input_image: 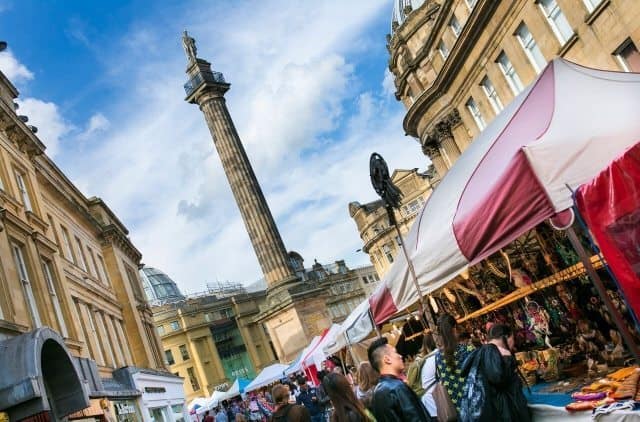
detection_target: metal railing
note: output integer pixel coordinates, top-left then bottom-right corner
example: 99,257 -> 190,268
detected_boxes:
184,70 -> 226,96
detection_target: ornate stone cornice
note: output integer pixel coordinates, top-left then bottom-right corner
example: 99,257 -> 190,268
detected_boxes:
100,224 -> 142,262
421,137 -> 441,158
403,0 -> 500,137
0,100 -> 45,158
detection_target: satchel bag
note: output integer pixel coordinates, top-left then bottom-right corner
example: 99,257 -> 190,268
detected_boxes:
433,366 -> 458,422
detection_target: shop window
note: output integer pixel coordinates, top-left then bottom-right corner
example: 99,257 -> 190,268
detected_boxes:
165,349 -> 175,365
614,38 -> 640,72
187,367 -> 200,391
12,243 -> 41,327
516,23 -> 547,74
42,258 -> 68,337
438,40 -> 449,59
538,0 -> 573,44
14,171 -> 33,212
480,76 -> 504,114
497,51 -> 524,95
179,344 -> 190,361
466,97 -> 487,130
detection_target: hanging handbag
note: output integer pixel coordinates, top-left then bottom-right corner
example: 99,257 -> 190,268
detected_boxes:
433,365 -> 458,422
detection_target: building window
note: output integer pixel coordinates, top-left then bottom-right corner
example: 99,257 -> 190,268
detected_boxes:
382,244 -> 394,264
165,349 -> 175,365
12,243 -> 41,327
97,255 -> 110,285
179,344 -> 190,361
515,23 -> 547,74
450,15 -> 462,37
60,226 -> 75,263
124,263 -> 144,301
157,325 -> 165,335
438,40 -> 449,59
538,0 -> 573,44
170,321 -> 181,331
614,38 -> 640,72
466,97 -> 487,130
583,0 -> 603,12
497,51 -> 524,95
402,197 -> 423,216
480,76 -> 503,114
74,237 -> 88,272
187,367 -> 200,391
14,171 -> 33,212
465,0 -> 478,9
85,246 -> 99,278
42,259 -> 68,337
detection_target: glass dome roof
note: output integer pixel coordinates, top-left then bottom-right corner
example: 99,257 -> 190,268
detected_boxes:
139,266 -> 185,305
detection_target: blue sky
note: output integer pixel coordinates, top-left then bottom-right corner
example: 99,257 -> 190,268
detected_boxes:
0,0 -> 427,293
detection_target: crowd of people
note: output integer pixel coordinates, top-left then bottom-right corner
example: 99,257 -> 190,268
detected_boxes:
263,314 -> 531,421
209,313 -> 531,422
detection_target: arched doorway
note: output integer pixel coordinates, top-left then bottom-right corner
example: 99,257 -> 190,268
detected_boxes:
0,327 -> 89,420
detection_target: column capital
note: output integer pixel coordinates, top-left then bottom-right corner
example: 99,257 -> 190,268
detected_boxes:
421,136 -> 441,158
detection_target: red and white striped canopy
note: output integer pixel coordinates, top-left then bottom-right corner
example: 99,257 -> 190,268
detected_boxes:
366,59 -> 640,325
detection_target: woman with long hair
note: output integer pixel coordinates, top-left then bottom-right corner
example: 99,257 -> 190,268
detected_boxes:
436,314 -> 475,413
355,361 -> 379,409
322,372 -> 372,422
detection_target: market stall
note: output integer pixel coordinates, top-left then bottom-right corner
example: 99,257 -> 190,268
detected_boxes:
244,363 -> 288,393
334,59 -> 640,419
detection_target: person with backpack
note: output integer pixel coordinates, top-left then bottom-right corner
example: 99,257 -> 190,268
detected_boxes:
459,324 -> 531,422
270,384 -> 310,422
435,314 -> 475,414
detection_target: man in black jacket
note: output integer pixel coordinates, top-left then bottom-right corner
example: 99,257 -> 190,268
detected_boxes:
368,337 -> 431,422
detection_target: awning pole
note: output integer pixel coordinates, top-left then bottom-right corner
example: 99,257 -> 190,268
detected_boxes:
389,207 -> 439,341
566,226 -> 640,361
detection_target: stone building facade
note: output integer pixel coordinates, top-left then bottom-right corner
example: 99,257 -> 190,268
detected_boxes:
0,65 -> 181,421
151,291 -> 278,403
349,169 -> 435,277
388,0 -> 640,176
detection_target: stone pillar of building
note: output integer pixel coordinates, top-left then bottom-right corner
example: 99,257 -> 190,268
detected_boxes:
434,121 -> 461,168
182,33 -> 295,288
421,137 -> 448,178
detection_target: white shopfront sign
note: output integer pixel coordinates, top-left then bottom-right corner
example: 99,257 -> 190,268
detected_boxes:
132,371 -> 187,422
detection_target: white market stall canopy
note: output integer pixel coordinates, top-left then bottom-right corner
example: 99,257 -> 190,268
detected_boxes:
244,363 -> 288,393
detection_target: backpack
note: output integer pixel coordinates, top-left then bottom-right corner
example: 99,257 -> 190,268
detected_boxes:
407,351 -> 434,397
459,349 -> 487,422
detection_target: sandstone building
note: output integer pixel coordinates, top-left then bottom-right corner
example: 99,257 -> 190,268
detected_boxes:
0,60 -> 184,421
387,0 -> 640,176
349,169 -> 435,277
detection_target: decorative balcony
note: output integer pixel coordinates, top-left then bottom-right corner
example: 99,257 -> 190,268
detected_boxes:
184,70 -> 226,96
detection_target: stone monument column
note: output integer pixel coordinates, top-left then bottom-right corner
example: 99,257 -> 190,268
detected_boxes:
182,32 -> 295,288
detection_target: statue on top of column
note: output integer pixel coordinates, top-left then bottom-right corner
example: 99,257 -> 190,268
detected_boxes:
182,30 -> 198,64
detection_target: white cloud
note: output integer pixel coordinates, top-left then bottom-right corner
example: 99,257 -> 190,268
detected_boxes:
34,0 -> 427,294
16,98 -> 72,157
78,113 -> 110,140
0,50 -> 33,82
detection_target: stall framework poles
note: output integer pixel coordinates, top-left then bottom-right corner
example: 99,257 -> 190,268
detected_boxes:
566,225 -> 640,361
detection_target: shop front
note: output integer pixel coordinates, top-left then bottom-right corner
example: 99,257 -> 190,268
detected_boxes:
0,327 -> 90,421
114,367 -> 186,422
